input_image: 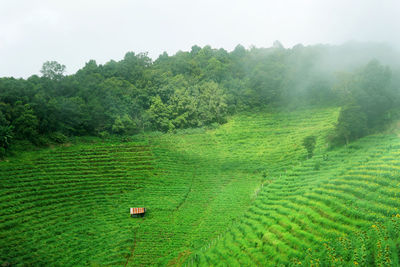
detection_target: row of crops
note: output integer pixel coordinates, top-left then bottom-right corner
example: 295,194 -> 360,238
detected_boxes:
0,107 -> 339,266
0,141 -> 159,265
131,107 -> 339,265
187,135 -> 400,266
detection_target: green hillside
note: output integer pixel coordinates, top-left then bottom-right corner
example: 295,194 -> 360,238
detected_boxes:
0,107 -> 338,266
188,134 -> 400,266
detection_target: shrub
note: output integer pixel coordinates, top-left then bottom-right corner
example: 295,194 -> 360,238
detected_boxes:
0,147 -> 6,159
302,135 -> 317,158
49,132 -> 68,144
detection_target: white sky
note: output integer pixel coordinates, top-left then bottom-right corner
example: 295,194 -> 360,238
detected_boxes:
1,0 -> 400,78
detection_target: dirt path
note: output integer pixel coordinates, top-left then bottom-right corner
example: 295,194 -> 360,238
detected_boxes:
124,231 -> 137,267
175,172 -> 194,212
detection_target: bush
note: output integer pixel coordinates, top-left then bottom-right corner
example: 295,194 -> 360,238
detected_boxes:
331,104 -> 367,146
313,161 -> 320,171
98,131 -> 110,139
0,147 -> 6,159
49,132 -> 68,144
302,135 -> 317,158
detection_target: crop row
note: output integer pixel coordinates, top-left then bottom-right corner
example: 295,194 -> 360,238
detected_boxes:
188,134 -> 400,266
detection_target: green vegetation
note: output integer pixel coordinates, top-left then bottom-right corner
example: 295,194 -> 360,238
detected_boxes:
2,42 -> 400,266
0,107 -> 337,265
1,42 -> 399,158
330,60 -> 397,145
302,135 -> 317,158
187,134 -> 400,266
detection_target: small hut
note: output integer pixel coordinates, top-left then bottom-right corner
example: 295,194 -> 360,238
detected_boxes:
130,207 -> 146,217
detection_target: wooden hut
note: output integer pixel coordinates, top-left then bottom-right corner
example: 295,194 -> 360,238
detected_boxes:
130,207 -> 146,217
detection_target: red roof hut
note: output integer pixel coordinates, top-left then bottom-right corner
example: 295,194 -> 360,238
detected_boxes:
130,207 -> 146,217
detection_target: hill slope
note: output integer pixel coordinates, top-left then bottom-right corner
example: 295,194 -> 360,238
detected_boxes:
0,107 -> 338,265
188,134 -> 400,266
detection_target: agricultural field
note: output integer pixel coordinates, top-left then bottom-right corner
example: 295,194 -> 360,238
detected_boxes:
0,107 -> 338,266
188,134 -> 400,266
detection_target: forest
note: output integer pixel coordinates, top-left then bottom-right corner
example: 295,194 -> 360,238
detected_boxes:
2,42 -> 400,266
0,42 -> 399,157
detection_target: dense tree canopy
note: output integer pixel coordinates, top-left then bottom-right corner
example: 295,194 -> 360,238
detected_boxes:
330,59 -> 397,145
0,42 -> 399,156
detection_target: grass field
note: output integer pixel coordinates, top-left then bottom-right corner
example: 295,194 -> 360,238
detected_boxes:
187,134 -> 400,266
8,106 -> 395,266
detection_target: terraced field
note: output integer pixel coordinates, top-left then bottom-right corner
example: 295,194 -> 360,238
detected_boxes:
145,107 -> 338,266
0,142 -> 158,265
1,107 -> 339,265
188,135 -> 400,266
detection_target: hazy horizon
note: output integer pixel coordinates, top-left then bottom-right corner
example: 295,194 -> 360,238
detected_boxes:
2,0 -> 400,78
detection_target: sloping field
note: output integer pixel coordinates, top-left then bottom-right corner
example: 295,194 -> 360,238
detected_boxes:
189,134 -> 400,266
0,142 -> 158,265
0,107 -> 338,266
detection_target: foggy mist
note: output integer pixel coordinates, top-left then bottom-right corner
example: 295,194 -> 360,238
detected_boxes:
1,0 -> 400,78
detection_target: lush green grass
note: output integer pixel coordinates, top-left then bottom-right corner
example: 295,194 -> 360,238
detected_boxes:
1,107 -> 339,266
188,134 -> 400,266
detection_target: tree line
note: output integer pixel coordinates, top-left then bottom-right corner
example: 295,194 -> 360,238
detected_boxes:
0,42 -> 399,157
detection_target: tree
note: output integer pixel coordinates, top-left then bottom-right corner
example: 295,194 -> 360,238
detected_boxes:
13,104 -> 39,143
0,111 -> 12,152
147,95 -> 173,132
205,57 -> 225,82
0,125 -> 13,158
94,77 -> 138,132
0,110 -> 7,126
196,81 -> 228,125
48,96 -> 89,135
355,60 -> 393,128
112,114 -> 137,135
272,40 -> 284,49
302,135 -> 317,158
190,45 -> 201,56
169,86 -> 198,128
329,60 -> 394,147
331,104 -> 367,146
247,50 -> 287,106
118,52 -> 151,85
40,61 -> 66,80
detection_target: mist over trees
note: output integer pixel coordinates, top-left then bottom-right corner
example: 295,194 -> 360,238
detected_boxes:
0,42 -> 399,156
329,59 -> 397,145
